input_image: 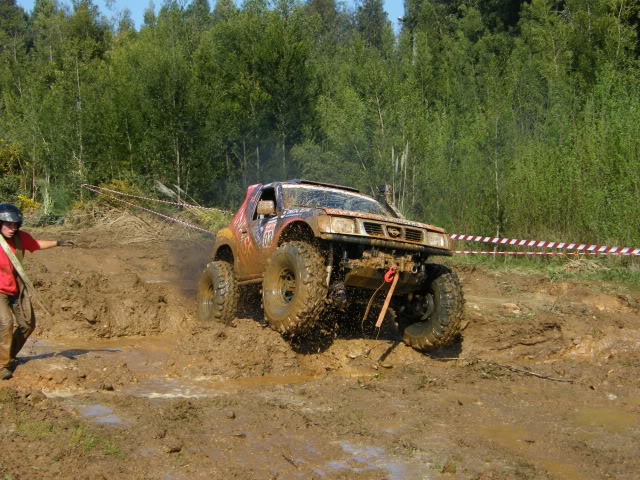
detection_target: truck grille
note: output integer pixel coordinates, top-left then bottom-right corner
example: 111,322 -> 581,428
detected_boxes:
363,222 -> 384,236
362,222 -> 424,243
404,228 -> 423,242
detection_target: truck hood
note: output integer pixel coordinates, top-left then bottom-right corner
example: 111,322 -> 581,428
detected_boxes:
321,208 -> 448,234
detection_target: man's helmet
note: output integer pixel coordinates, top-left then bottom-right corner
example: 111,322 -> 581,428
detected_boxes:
0,203 -> 23,226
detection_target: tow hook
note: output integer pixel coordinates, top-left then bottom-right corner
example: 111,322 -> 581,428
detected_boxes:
384,267 -> 397,283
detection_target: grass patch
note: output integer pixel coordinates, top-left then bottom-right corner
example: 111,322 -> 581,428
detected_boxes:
71,424 -> 126,457
104,442 -> 126,456
446,253 -> 640,286
17,420 -> 54,440
72,425 -> 99,451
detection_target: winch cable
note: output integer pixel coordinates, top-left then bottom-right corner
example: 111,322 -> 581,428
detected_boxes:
81,184 -> 233,215
361,281 -> 386,333
81,184 -> 216,236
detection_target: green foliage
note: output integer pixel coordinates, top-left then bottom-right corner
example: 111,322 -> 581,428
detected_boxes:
0,176 -> 21,203
0,0 -> 638,253
72,424 -> 99,450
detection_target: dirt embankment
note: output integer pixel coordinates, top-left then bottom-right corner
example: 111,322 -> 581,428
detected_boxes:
1,217 -> 639,480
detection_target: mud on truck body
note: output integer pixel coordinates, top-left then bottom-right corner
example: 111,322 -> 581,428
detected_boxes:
197,180 -> 464,351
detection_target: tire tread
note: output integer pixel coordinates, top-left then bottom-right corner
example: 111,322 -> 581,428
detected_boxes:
401,264 -> 464,351
263,241 -> 328,335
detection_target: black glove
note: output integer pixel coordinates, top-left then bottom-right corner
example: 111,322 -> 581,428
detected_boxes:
56,240 -> 76,247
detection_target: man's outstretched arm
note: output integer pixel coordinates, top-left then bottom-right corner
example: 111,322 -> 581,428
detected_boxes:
36,240 -> 76,250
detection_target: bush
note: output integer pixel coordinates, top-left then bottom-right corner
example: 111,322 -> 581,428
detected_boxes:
0,176 -> 21,203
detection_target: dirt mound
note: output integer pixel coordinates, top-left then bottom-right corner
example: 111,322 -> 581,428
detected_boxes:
171,320 -> 301,379
33,267 -> 191,338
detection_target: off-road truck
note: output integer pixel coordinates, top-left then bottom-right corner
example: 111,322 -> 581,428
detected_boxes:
197,180 -> 464,351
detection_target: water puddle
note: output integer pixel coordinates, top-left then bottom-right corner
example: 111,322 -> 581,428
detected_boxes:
22,337 -> 170,375
319,441 -> 433,479
25,337 -> 324,399
19,338 -> 122,362
124,377 -> 212,398
60,398 -> 132,425
77,404 -> 130,425
124,374 -> 319,398
573,407 -> 639,433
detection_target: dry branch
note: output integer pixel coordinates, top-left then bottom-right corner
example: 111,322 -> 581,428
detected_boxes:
433,357 -> 574,383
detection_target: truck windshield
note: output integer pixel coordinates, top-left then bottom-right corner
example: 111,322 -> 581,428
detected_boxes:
282,185 -> 390,216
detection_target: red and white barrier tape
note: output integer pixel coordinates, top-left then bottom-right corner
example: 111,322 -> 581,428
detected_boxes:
81,184 -> 232,216
82,185 -> 215,235
450,234 -> 639,256
454,250 -> 634,256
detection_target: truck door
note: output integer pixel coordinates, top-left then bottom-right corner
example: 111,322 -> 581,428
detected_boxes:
240,186 -> 279,277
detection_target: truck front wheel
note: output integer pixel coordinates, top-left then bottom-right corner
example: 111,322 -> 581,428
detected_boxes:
398,264 -> 464,351
262,241 -> 328,335
197,261 -> 239,325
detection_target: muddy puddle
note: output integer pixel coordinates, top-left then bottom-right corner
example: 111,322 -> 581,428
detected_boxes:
73,403 -> 131,425
323,441 -> 434,479
19,337 -> 337,400
19,337 -> 387,400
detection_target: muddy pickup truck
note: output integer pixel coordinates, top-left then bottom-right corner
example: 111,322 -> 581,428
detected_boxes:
197,180 -> 464,351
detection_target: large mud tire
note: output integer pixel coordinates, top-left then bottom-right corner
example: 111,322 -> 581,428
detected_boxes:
197,261 -> 239,325
262,241 -> 328,335
399,264 -> 464,351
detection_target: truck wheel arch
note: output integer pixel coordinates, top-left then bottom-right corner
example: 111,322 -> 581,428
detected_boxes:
277,221 -> 316,245
214,244 -> 234,264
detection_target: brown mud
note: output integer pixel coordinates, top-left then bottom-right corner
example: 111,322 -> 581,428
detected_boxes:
1,220 -> 640,479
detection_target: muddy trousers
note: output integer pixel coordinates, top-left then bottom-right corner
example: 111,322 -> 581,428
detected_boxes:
0,292 -> 36,369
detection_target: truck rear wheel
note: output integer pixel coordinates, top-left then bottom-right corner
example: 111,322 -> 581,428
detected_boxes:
197,261 -> 239,325
262,241 -> 328,335
398,264 -> 464,351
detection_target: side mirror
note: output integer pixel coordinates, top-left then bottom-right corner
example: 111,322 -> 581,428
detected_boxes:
257,200 -> 276,216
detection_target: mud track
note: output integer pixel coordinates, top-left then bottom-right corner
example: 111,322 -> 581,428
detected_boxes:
1,224 -> 639,480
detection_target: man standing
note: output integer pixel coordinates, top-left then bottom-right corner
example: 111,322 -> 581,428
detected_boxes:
0,203 -> 75,380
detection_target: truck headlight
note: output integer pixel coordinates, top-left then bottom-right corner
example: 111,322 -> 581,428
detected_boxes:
426,232 -> 450,249
317,216 -> 356,234
330,217 -> 356,234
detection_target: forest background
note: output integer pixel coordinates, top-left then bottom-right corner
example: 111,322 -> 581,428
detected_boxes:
1,0 -> 639,248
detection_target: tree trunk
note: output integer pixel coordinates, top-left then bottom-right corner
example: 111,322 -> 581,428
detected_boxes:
75,56 -> 85,182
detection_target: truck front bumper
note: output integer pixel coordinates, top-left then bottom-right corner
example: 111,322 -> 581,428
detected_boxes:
319,233 -> 453,256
